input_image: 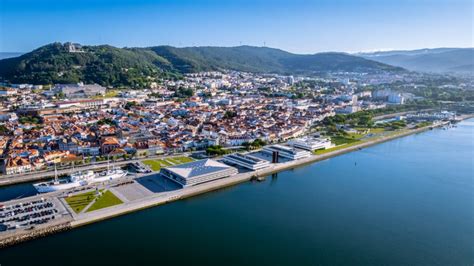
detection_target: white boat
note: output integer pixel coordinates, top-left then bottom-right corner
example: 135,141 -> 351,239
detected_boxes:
34,159 -> 129,193
34,161 -> 128,193
93,168 -> 128,183
34,170 -> 96,193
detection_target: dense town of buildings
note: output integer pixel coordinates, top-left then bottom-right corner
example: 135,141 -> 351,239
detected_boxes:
0,70 -> 462,175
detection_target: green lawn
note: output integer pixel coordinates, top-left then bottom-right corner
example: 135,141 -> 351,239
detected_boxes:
142,159 -> 172,171
315,128 -> 409,155
368,128 -> 386,134
143,156 -> 194,171
353,127 -> 387,135
346,132 -> 365,139
330,136 -> 360,145
378,129 -> 409,138
65,191 -> 100,213
92,89 -> 119,99
86,190 -> 123,212
314,140 -> 363,155
168,156 -> 194,164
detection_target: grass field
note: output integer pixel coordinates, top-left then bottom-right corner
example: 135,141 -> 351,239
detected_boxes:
167,156 -> 194,164
143,156 -> 194,171
330,136 -> 360,145
92,89 -> 119,99
368,128 -> 386,134
86,190 -> 123,212
65,191 -> 101,213
314,140 -> 363,155
315,128 -> 408,155
142,159 -> 172,171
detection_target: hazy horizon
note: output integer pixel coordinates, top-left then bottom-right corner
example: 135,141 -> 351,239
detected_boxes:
1,43 -> 473,55
1,0 -> 472,53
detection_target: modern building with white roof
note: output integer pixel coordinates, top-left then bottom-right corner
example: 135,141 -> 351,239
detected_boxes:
160,159 -> 238,187
222,153 -> 270,170
287,137 -> 333,151
262,144 -> 311,160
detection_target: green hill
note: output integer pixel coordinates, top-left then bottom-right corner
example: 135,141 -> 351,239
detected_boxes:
149,45 -> 402,74
0,42 -> 173,87
0,42 -> 404,86
359,48 -> 474,74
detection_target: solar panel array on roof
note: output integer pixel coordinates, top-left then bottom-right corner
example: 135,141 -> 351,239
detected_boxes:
164,159 -> 234,179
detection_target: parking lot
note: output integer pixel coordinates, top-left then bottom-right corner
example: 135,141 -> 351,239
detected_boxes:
0,198 -> 63,231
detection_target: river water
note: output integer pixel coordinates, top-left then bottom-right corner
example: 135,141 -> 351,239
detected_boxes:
1,119 -> 473,265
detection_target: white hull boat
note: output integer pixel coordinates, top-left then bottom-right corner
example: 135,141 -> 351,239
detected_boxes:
33,165 -> 128,193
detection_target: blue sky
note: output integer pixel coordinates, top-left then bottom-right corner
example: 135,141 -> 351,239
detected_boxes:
0,0 -> 472,53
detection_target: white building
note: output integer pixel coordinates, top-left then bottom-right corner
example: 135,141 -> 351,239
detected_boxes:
287,76 -> 295,85
54,83 -> 106,98
0,88 -> 17,96
287,137 -> 333,151
225,136 -> 255,146
223,153 -> 270,170
388,93 -> 405,104
160,159 -> 238,187
56,99 -> 104,109
262,144 -> 311,160
335,105 -> 361,114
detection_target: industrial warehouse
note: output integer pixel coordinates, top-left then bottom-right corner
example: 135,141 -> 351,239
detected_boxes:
160,159 -> 239,187
222,153 -> 270,170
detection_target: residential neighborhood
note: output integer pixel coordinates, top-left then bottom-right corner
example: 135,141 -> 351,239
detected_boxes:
0,69 -> 467,176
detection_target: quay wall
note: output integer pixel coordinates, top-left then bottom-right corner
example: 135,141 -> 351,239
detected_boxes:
0,222 -> 71,249
70,121 -> 445,228
2,116 -> 472,248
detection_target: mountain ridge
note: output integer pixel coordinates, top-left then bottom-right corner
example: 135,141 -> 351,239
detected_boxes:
359,48 -> 474,74
0,42 -> 405,86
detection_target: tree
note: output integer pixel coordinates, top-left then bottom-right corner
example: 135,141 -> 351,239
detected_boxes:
19,115 -> 41,124
0,125 -> 9,135
174,87 -> 194,98
55,92 -> 65,99
97,118 -> 115,126
206,145 -> 228,156
124,101 -> 138,110
224,111 -> 237,119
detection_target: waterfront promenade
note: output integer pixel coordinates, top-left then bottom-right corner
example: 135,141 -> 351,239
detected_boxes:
0,152 -> 191,187
0,116 -> 471,248
55,119 -> 459,228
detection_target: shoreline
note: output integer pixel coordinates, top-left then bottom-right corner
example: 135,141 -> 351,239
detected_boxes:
1,115 -> 472,248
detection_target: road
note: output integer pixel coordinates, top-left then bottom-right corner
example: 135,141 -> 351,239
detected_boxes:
373,108 -> 435,121
0,153 -> 192,187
